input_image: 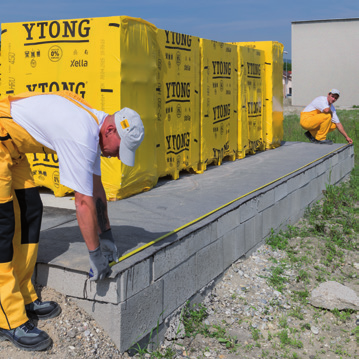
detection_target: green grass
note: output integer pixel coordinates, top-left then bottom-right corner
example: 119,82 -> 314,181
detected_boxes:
181,302 -> 241,353
283,110 -> 359,167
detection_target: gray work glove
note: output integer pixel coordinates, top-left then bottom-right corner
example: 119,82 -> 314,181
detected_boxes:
89,246 -> 111,281
99,229 -> 119,263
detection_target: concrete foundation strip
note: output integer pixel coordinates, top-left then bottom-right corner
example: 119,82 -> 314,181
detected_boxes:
108,144 -> 349,269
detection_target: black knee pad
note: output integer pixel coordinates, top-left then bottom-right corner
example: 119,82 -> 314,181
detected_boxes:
0,201 -> 15,263
15,188 -> 43,244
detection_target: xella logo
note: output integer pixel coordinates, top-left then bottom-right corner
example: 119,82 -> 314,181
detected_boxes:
22,19 -> 91,46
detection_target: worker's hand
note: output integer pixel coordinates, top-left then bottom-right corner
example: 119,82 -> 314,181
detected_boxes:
89,246 -> 111,281
99,229 -> 119,263
346,137 -> 353,145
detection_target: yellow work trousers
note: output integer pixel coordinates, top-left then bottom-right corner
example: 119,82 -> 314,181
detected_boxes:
0,123 -> 41,330
300,110 -> 337,141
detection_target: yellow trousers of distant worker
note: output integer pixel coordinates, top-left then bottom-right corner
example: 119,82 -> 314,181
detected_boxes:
300,109 -> 337,141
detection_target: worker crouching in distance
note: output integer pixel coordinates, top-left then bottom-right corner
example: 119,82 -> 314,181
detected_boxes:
300,89 -> 353,145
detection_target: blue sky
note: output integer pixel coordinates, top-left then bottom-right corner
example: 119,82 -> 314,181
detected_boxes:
2,0 -> 359,58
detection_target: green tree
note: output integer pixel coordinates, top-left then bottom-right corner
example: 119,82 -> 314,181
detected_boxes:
283,61 -> 292,72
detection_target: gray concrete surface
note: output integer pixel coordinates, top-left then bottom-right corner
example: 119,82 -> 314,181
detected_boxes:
36,141 -> 354,351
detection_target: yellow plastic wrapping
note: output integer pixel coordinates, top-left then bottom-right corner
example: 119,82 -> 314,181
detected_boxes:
25,153 -> 70,197
0,19 -> 92,196
155,29 -> 200,180
0,16 -> 159,199
0,50 -> 2,98
199,39 -> 238,172
93,17 -> 159,200
236,46 -> 249,159
238,46 -> 265,155
236,41 -> 284,149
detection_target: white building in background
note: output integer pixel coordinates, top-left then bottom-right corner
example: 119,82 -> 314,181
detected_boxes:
292,18 -> 359,108
283,71 -> 292,98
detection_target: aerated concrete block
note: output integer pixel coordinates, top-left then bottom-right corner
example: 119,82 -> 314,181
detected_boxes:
300,182 -> 316,210
308,167 -> 317,182
344,155 -> 355,173
285,191 -> 302,225
196,239 -> 224,289
338,160 -> 350,181
240,199 -> 258,223
222,224 -> 246,269
162,255 -> 197,317
301,168 -> 315,186
120,258 -> 151,302
234,223 -> 246,260
316,160 -> 329,177
75,279 -> 164,352
338,148 -> 346,162
255,212 -> 263,244
261,206 -> 274,238
317,173 -> 328,193
153,224 -> 217,280
36,263 -> 121,304
243,217 -> 256,254
216,207 -> 241,238
295,171 -> 309,190
274,182 -> 288,202
286,174 -> 301,195
330,153 -> 339,167
257,190 -> 275,212
271,196 -> 290,230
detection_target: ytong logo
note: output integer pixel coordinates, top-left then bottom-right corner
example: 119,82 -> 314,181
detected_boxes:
165,132 -> 190,155
164,30 -> 192,51
248,101 -> 262,115
212,61 -> 231,78
22,19 -> 91,45
26,81 -> 86,98
247,62 -> 261,77
213,104 -> 230,124
165,82 -> 190,103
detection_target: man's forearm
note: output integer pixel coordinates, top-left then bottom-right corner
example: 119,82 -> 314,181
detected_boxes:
336,123 -> 353,144
93,174 -> 111,234
336,123 -> 349,139
75,192 -> 100,251
95,196 -> 110,233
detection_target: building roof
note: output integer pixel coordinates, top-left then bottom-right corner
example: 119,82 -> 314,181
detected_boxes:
292,18 -> 359,25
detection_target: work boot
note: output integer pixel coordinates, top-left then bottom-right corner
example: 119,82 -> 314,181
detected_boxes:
316,139 -> 333,145
25,299 -> 61,320
0,320 -> 52,351
304,131 -> 318,143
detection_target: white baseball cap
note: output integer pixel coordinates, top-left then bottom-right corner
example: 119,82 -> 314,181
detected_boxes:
114,108 -> 144,167
330,89 -> 340,96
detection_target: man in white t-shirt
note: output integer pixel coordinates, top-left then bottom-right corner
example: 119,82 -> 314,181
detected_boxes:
300,89 -> 353,145
0,91 -> 144,351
